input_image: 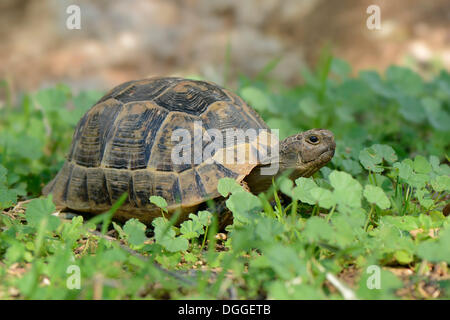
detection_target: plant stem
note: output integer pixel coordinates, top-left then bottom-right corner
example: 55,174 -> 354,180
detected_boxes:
326,205 -> 336,223
364,205 -> 374,231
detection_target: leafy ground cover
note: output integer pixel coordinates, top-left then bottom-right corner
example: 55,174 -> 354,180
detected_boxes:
0,56 -> 449,299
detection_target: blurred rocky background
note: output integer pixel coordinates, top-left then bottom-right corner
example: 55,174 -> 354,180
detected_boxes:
0,0 -> 449,92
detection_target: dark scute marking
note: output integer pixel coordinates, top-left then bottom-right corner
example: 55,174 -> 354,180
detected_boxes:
66,165 -> 89,206
103,172 -> 112,205
62,163 -> 74,202
67,111 -> 90,161
179,170 -> 203,204
153,174 -> 182,204
103,104 -> 167,169
128,175 -> 137,206
194,169 -> 207,198
83,174 -> 89,203
195,161 -> 240,196
98,103 -> 125,163
155,81 -> 231,115
202,103 -> 266,137
132,171 -> 181,208
132,170 -> 153,207
171,178 -> 182,204
104,169 -> 132,205
96,80 -> 136,104
113,78 -> 176,104
245,104 -> 269,129
224,89 -> 243,107
70,101 -> 124,167
215,162 -> 239,179
148,112 -> 198,173
71,112 -> 101,167
86,168 -> 111,206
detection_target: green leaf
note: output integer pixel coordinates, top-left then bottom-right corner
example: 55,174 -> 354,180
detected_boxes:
396,95 -> 426,124
0,164 -> 8,184
25,196 -> 60,231
35,86 -> 69,112
226,191 -> 262,223
101,248 -> 127,264
382,216 -> 419,232
60,215 -> 84,246
359,148 -> 382,173
431,175 -> 450,192
331,210 -> 366,247
407,173 -> 429,189
359,145 -> 397,173
292,177 -> 318,204
160,236 -> 189,253
149,196 -> 168,212
415,189 -> 434,209
278,176 -> 294,197
303,216 -> 334,242
180,220 -> 203,239
217,178 -> 243,197
393,161 -> 413,180
267,281 -> 325,299
298,97 -> 321,118
372,144 -> 398,163
386,66 -> 423,96
341,159 -> 363,175
331,58 -> 352,78
123,218 -> 147,246
310,187 -> 335,209
0,185 -> 19,210
152,217 -> 189,252
394,250 -> 413,264
417,226 -> 450,263
363,185 -> 390,210
191,210 -> 213,227
240,87 -> 271,111
357,268 -> 403,299
264,245 -> 307,280
72,90 -> 103,113
413,155 -> 431,174
112,221 -> 127,240
183,252 -> 198,263
156,252 -> 182,269
5,242 -> 26,265
254,217 -> 285,241
422,97 -> 450,131
329,171 -> 363,208
359,70 -> 396,98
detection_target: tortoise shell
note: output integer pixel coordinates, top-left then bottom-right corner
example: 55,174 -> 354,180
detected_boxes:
43,77 -> 271,223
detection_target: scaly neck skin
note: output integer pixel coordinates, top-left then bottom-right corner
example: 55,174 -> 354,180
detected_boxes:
244,140 -> 302,194
244,129 -> 335,195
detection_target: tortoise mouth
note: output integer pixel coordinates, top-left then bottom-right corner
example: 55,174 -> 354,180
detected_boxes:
302,145 -> 335,164
298,148 -> 335,177
319,147 -> 335,162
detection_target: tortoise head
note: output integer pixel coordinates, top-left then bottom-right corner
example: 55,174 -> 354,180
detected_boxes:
279,129 -> 336,179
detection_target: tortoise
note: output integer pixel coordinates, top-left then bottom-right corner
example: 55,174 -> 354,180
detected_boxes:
43,77 -> 335,225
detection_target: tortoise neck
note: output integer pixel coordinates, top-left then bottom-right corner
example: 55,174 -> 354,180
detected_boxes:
243,164 -> 277,195
243,137 -> 301,194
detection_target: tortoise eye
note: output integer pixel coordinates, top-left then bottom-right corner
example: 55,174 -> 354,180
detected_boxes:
308,135 -> 320,144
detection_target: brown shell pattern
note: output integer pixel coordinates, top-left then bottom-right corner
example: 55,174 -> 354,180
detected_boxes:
43,77 -> 270,222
